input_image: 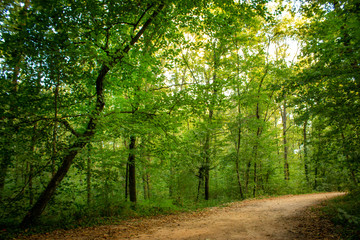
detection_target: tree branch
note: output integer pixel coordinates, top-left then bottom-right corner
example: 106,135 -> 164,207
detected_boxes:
113,3 -> 165,64
57,119 -> 81,137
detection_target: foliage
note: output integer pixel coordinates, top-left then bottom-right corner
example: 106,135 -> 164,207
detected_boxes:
322,190 -> 360,239
0,0 -> 359,238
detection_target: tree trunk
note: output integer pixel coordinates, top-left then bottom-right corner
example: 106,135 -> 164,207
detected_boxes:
303,120 -> 309,184
128,135 -> 137,203
204,117 -> 211,201
87,144 -> 92,207
51,79 -> 60,177
0,143 -> 11,201
20,65 -> 109,228
125,162 -> 129,200
21,140 -> 90,227
142,158 -> 151,200
169,154 -> 174,197
235,154 -> 244,199
19,4 -> 164,226
235,123 -> 244,199
253,162 -> 257,198
234,88 -> 244,199
27,124 -> 38,206
281,100 -> 290,181
196,167 -> 203,202
245,161 -> 251,194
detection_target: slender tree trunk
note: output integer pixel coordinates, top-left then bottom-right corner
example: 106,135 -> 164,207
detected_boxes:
142,175 -> 147,200
235,154 -> 244,199
169,154 -> 174,197
204,115 -> 211,201
233,39 -> 245,199
281,100 -> 290,180
27,124 -> 38,206
234,89 -> 244,199
253,162 -> 257,198
145,156 -> 151,199
142,172 -> 151,200
303,120 -> 309,184
245,161 -> 251,194
142,157 -> 150,200
252,128 -> 261,198
87,144 -> 92,207
51,79 -> 59,177
125,162 -> 129,200
314,131 -> 320,190
251,61 -> 268,197
203,41 -> 221,201
314,162 -> 318,189
128,135 -> 137,203
196,167 -> 203,202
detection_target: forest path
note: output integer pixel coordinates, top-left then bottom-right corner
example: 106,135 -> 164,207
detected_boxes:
20,192 -> 345,240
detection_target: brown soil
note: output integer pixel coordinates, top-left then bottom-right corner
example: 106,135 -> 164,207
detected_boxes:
17,192 -> 345,240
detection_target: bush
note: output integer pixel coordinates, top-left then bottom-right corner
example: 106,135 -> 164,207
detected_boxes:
322,189 -> 360,240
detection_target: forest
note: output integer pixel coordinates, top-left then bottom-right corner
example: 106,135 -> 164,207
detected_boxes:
0,0 -> 359,237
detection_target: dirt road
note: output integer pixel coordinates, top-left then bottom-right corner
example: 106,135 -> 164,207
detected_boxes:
19,192 -> 345,240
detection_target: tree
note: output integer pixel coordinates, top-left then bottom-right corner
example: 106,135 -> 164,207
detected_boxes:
293,0 -> 360,187
5,0 -> 166,227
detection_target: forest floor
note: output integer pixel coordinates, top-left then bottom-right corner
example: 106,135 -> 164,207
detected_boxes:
17,192 -> 345,240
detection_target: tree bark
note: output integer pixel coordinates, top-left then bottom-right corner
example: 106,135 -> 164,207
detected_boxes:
281,99 -> 290,181
203,109 -> 213,201
234,106 -> 244,199
128,135 -> 137,203
245,161 -> 251,194
303,120 -> 309,184
87,144 -> 92,207
234,43 -> 244,199
125,161 -> 129,200
51,79 -> 60,177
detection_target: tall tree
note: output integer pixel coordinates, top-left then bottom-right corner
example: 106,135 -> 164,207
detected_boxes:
16,1 -> 166,227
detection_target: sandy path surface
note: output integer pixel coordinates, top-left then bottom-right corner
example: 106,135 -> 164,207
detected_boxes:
18,192 -> 345,240
132,192 -> 344,240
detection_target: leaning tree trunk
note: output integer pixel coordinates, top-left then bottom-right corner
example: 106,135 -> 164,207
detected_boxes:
20,65 -> 109,228
20,3 -> 164,228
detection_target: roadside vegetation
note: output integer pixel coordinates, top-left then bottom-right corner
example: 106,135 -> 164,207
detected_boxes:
0,0 -> 359,239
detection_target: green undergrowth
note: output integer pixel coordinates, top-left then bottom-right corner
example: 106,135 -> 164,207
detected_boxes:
0,197 -> 232,240
321,189 -> 360,240
1,191 -> 336,240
